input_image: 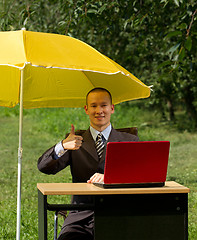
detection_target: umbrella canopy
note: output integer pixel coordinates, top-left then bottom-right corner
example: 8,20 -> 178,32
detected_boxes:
0,30 -> 150,108
0,29 -> 151,240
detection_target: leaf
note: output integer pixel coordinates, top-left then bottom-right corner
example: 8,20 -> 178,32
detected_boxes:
174,0 -> 179,7
124,19 -> 129,30
178,47 -> 185,61
178,23 -> 187,30
172,62 -> 179,69
23,17 -> 28,26
158,60 -> 172,68
98,4 -> 107,14
160,0 -> 169,7
87,9 -> 98,14
173,54 -> 179,61
166,31 -> 182,38
58,21 -> 66,26
185,37 -> 192,51
167,43 -> 181,59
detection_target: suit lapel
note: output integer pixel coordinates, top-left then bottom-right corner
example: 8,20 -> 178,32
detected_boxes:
81,128 -> 99,161
108,128 -> 121,142
100,128 -> 120,163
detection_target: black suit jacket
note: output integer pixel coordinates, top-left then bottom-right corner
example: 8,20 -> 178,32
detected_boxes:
37,127 -> 139,225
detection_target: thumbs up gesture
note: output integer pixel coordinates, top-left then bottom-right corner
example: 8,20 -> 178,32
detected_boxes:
62,124 -> 83,150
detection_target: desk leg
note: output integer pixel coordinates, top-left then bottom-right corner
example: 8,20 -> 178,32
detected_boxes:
38,190 -> 48,240
94,193 -> 188,240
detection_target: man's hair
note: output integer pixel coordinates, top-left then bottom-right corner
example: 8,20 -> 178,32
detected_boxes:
86,87 -> 112,105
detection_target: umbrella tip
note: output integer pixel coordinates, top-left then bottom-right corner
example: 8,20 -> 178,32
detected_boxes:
21,27 -> 26,31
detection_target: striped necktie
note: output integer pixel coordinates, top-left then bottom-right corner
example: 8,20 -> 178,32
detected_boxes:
95,133 -> 105,159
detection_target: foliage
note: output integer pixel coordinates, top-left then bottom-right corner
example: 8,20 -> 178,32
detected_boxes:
0,0 -> 196,128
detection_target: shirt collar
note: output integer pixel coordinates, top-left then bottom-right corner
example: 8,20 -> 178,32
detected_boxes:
90,124 -> 112,142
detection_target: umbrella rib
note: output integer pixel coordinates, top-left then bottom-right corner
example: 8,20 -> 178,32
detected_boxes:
0,62 -> 122,75
81,71 -> 95,88
22,30 -> 28,64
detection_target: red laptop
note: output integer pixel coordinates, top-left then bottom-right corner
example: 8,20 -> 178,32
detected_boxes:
94,141 -> 170,188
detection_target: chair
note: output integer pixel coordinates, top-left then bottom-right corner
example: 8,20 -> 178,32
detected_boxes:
53,127 -> 138,240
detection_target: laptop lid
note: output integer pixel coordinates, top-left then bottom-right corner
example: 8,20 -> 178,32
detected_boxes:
103,141 -> 170,185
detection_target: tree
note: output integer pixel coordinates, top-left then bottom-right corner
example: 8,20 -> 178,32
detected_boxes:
0,0 -> 196,128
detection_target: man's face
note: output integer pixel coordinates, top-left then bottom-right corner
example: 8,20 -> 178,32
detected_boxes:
84,91 -> 114,131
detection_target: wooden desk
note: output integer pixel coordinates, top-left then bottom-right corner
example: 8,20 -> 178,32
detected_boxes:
37,181 -> 189,240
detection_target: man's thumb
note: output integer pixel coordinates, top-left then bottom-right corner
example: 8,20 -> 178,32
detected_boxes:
70,124 -> 75,135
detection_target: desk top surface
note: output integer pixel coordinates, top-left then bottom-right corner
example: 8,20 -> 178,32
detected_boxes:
37,181 -> 190,195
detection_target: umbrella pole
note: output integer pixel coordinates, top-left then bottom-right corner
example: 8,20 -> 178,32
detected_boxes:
16,69 -> 24,240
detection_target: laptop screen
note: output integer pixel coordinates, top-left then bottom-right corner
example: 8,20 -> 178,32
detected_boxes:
104,141 -> 170,185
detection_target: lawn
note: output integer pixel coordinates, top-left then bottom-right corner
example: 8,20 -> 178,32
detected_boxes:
0,103 -> 196,239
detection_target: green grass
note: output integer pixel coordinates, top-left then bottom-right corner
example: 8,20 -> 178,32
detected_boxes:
0,103 -> 197,239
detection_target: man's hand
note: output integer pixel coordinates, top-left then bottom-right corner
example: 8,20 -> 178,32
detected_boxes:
62,124 -> 83,150
87,173 -> 104,183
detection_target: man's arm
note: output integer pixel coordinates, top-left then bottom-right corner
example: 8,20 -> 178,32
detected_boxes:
37,145 -> 68,174
37,124 -> 83,174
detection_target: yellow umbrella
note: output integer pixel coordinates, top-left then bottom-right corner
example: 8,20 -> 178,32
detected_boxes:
0,29 -> 150,108
0,29 -> 151,240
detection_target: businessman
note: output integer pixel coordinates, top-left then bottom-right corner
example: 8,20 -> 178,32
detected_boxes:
38,87 -> 139,240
